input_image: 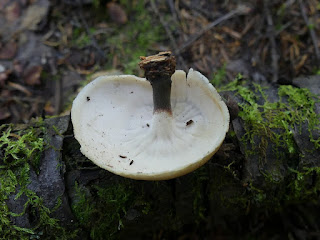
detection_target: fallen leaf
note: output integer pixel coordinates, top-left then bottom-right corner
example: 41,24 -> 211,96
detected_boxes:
0,41 -> 17,59
44,101 -> 55,115
221,26 -> 241,39
107,2 -> 127,25
8,81 -> 32,96
21,0 -> 50,30
295,54 -> 308,73
5,1 -> 21,22
23,65 -> 43,86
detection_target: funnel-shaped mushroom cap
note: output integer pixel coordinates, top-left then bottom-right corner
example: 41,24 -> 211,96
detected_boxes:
71,69 -> 229,180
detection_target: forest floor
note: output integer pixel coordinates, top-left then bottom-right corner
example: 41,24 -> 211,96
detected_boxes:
1,0 -> 320,239
1,0 -> 319,124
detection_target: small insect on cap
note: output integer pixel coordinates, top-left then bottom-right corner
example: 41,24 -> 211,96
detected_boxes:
71,53 -> 229,180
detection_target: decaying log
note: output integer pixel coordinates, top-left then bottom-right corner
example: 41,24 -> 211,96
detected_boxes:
1,76 -> 320,239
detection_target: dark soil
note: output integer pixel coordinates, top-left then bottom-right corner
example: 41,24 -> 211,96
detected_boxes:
1,0 -> 319,125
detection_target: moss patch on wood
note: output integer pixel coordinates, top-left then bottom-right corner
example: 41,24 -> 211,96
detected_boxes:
2,78 -> 320,238
0,121 -> 76,239
218,77 -> 320,210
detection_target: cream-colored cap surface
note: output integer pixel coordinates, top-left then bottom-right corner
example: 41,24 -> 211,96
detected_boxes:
71,69 -> 230,180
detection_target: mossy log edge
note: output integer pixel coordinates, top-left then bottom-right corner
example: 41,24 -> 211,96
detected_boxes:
1,79 -> 320,239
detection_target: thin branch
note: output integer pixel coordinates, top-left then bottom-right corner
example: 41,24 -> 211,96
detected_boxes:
298,0 -> 320,67
179,1 -> 222,21
150,0 -> 187,71
175,5 -> 251,55
264,0 -> 279,83
166,0 -> 179,24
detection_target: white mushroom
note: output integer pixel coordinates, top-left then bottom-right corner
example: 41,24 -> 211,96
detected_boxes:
71,52 -> 229,180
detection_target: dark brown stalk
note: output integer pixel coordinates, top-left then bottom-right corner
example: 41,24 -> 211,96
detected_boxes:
139,51 -> 176,114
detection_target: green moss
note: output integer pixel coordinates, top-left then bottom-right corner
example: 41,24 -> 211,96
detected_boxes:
107,0 -> 164,74
0,125 -> 42,238
278,85 -> 320,148
221,77 -> 319,161
218,78 -> 320,210
72,182 -> 133,240
0,123 -> 76,239
210,64 -> 227,87
71,27 -> 92,48
69,0 -> 164,74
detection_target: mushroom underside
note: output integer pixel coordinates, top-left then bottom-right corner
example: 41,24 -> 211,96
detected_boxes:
71,69 -> 229,179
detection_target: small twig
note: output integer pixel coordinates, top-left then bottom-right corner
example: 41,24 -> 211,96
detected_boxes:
166,0 -> 179,23
264,0 -> 279,83
298,0 -> 320,67
176,5 -> 251,55
5,96 -> 45,103
150,0 -> 177,50
180,1 -> 222,21
150,0 -> 187,71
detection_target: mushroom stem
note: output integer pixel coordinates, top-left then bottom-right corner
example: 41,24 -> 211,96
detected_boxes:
139,51 -> 176,114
